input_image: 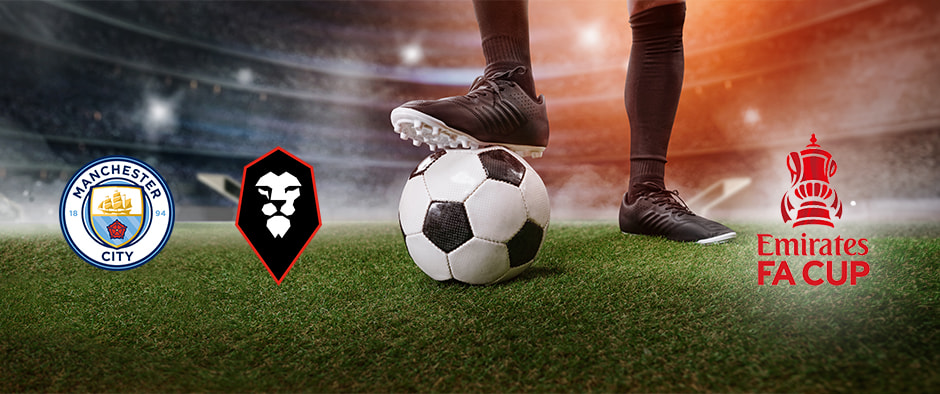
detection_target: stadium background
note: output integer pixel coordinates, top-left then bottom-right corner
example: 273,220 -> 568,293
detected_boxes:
0,0 -> 937,224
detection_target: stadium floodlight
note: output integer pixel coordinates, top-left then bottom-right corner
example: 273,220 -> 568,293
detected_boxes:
401,43 -> 423,65
235,68 -> 254,85
744,108 -> 761,124
578,23 -> 603,49
148,100 -> 170,123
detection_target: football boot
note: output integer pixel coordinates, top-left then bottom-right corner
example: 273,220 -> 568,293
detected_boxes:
391,67 -> 549,158
619,182 -> 736,244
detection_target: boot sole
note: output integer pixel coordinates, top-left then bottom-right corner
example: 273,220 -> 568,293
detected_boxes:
391,107 -> 546,158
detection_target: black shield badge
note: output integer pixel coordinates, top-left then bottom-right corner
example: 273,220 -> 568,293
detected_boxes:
236,147 -> 321,284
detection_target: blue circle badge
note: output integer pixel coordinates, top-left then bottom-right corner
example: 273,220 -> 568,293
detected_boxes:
59,156 -> 174,270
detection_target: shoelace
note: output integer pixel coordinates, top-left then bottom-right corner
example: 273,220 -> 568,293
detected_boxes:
464,66 -> 527,102
636,182 -> 694,217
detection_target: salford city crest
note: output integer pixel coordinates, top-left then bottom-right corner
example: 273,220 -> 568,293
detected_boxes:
236,147 -> 321,284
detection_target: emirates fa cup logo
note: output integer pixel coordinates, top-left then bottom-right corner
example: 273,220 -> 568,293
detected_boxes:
781,134 -> 843,227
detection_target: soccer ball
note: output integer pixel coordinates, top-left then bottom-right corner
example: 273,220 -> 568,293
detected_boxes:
399,146 -> 550,285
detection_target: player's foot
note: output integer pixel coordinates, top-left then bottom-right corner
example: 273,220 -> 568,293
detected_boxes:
390,67 -> 549,158
619,182 -> 736,244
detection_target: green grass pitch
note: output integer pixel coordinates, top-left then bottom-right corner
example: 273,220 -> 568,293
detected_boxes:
1,222 -> 938,392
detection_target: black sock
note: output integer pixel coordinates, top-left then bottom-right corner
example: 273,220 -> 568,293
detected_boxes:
474,0 -> 538,100
625,2 -> 685,201
629,160 -> 666,200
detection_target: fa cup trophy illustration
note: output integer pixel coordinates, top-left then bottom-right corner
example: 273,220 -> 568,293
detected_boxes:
781,134 -> 843,227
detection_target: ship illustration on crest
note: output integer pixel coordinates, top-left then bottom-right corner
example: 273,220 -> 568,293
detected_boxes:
98,189 -> 133,215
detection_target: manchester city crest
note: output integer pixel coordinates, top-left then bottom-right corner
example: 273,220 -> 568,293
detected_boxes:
60,156 -> 174,270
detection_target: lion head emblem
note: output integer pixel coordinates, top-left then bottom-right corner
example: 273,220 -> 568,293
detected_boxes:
256,171 -> 301,238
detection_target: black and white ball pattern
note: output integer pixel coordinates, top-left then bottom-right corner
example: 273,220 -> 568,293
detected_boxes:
399,146 -> 550,284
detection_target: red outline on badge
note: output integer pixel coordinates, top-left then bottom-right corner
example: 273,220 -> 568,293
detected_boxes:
235,147 -> 322,285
